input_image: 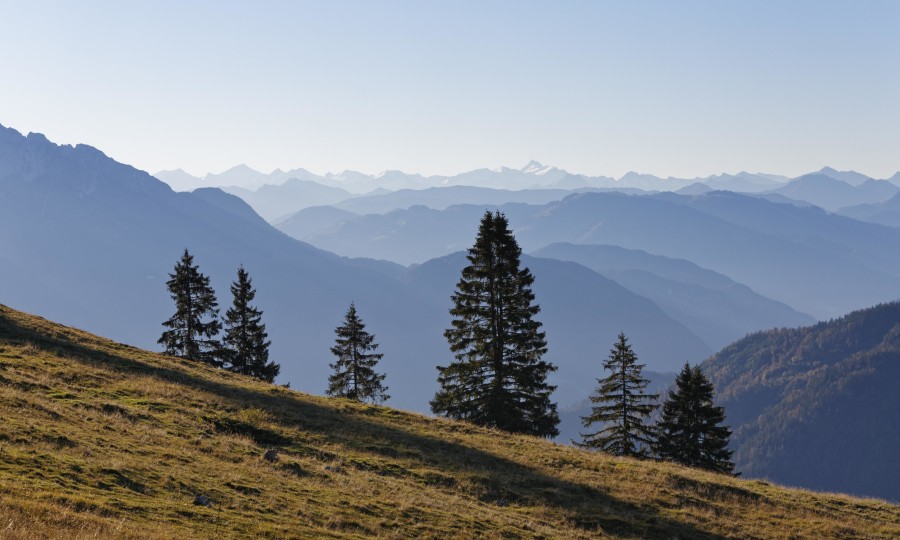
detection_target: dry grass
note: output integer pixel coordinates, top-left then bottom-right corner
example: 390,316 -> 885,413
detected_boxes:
0,304 -> 897,539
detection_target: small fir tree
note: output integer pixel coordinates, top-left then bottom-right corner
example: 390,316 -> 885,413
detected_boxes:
579,332 -> 658,456
222,265 -> 279,382
431,211 -> 559,438
655,363 -> 735,474
327,303 -> 389,404
158,249 -> 222,365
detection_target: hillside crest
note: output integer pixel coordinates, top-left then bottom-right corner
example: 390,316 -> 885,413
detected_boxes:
1,304 -> 898,538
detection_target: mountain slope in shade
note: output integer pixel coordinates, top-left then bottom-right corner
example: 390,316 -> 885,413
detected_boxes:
533,242 -> 814,350
3,304 -> 896,538
703,302 -> 900,502
190,187 -> 272,228
0,124 -> 444,412
839,191 -> 900,227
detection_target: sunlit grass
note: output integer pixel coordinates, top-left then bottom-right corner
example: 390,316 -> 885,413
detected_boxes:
0,304 -> 897,539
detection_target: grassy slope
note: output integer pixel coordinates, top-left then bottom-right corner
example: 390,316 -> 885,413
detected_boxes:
0,305 -> 897,539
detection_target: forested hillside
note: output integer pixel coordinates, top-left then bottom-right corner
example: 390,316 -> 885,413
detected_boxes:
703,302 -> 900,501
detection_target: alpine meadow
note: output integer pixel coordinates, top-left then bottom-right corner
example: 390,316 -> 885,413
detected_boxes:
1,2 -> 899,538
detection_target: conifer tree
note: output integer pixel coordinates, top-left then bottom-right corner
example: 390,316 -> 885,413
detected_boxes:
655,363 -> 735,474
327,303 -> 389,404
222,265 -> 279,382
158,249 -> 222,365
431,211 -> 559,438
579,332 -> 658,456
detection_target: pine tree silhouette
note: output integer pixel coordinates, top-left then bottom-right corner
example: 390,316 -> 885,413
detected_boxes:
432,211 -> 559,437
158,249 -> 221,365
579,332 -> 658,456
223,265 -> 279,382
327,303 -> 389,404
655,362 -> 735,474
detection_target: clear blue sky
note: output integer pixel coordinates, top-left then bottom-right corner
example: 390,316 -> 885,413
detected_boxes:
1,1 -> 898,178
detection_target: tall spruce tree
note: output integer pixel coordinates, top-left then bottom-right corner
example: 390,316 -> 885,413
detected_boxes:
431,210 -> 559,438
579,332 -> 658,456
222,265 -> 279,382
655,363 -> 735,474
158,249 -> 222,365
327,303 -> 389,404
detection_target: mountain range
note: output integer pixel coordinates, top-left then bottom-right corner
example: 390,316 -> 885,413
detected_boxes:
767,173 -> 899,211
278,192 -> 900,319
0,124 -> 718,411
156,163 -> 900,225
6,122 -> 900,504
0,124 -> 437,411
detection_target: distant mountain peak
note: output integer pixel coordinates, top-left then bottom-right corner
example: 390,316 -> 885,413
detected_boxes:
619,171 -> 662,181
216,163 -> 261,176
25,131 -> 50,143
810,166 -> 873,187
521,160 -> 545,173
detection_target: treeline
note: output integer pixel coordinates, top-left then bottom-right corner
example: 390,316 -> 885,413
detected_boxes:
157,250 -> 389,400
160,210 -> 733,474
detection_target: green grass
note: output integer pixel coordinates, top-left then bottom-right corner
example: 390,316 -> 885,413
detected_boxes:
0,304 -> 898,539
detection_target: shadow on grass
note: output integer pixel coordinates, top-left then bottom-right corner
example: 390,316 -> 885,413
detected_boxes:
0,311 -> 723,539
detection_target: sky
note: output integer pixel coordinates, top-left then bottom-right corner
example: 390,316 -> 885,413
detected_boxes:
1,1 -> 898,179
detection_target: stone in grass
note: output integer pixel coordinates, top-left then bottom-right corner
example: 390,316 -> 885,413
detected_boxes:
263,448 -> 279,462
194,494 -> 211,507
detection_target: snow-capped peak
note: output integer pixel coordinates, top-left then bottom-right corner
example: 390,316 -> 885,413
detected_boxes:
521,160 -> 546,174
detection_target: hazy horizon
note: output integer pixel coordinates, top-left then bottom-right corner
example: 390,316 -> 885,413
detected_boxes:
2,1 -> 899,179
152,160 -> 890,184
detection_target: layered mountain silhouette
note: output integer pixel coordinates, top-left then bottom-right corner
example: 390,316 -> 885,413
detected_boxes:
768,173 -> 898,211
702,301 -> 900,502
0,124 -> 716,411
330,185 -> 644,216
224,179 -> 353,221
6,122 -> 900,504
815,166 -> 885,187
162,161 -> 900,230
0,124 -> 442,411
533,242 -> 814,350
285,192 -> 900,319
839,191 -> 900,227
274,206 -> 360,241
